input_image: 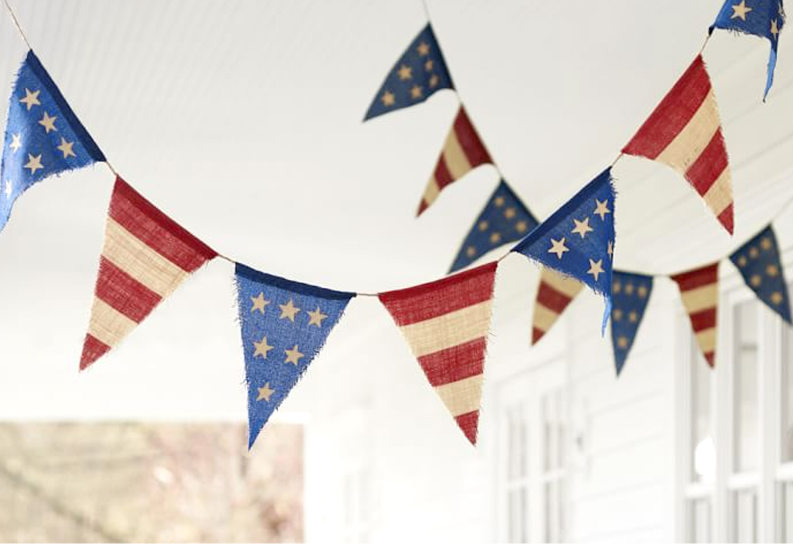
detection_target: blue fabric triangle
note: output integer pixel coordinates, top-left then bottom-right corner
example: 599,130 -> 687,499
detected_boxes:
610,271 -> 654,375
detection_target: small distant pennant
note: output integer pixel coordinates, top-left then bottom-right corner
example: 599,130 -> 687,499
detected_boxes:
610,271 -> 654,375
730,225 -> 791,323
623,55 -> 734,234
512,168 -> 616,332
0,51 -> 105,233
449,180 -> 538,273
711,0 -> 785,100
379,262 -> 498,445
417,106 -> 492,216
364,23 -> 455,121
236,264 -> 354,449
672,263 -> 720,368
532,268 -> 582,345
80,177 -> 217,370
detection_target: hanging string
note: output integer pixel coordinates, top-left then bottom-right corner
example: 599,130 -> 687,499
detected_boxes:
2,0 -> 32,51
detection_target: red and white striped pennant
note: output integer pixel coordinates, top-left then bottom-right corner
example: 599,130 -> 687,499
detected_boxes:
672,262 -> 719,368
532,268 -> 583,345
80,177 -> 217,370
379,262 -> 498,444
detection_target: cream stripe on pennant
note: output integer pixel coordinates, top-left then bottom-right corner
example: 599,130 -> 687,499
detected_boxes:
422,177 -> 441,207
103,218 -> 189,297
443,129 -> 473,180
399,301 -> 493,357
680,283 -> 718,314
88,297 -> 139,348
696,327 -> 717,354
434,374 -> 483,417
542,268 -> 583,297
702,168 -> 732,216
533,302 -> 560,333
656,91 -> 720,172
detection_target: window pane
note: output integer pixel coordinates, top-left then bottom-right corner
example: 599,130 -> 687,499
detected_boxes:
732,489 -> 757,543
507,405 -> 527,480
782,293 -> 793,462
692,337 -> 713,482
690,499 -> 711,543
542,391 -> 565,473
734,301 -> 759,473
508,488 -> 527,543
785,483 -> 793,542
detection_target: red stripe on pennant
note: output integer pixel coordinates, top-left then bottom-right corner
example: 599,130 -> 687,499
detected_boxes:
689,308 -> 717,332
672,263 -> 719,291
110,177 -> 217,272
536,281 -> 573,314
418,338 -> 486,386
686,129 -> 729,196
622,56 -> 712,159
455,410 -> 480,445
454,108 -> 492,168
80,334 -> 111,371
532,327 -> 546,345
379,262 -> 497,326
704,352 -> 715,368
434,156 -> 454,190
95,257 -> 162,323
718,204 -> 734,234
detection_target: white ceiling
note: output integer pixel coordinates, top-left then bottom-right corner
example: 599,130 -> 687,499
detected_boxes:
0,0 -> 791,420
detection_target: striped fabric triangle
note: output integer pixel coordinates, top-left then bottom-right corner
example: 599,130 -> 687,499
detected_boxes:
379,262 -> 498,445
532,268 -> 582,345
417,106 -> 492,216
671,262 -> 720,368
79,177 -> 217,370
623,55 -> 734,234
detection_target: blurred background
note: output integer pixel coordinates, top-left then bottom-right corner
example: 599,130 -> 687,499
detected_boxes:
0,0 -> 792,543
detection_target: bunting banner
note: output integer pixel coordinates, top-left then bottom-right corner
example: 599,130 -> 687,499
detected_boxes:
417,106 -> 492,216
672,263 -> 720,368
531,268 -> 582,345
610,271 -> 654,375
0,51 -> 105,233
512,168 -> 615,331
79,177 -> 217,370
364,23 -> 455,121
711,0 -> 785,100
449,179 -> 538,273
622,55 -> 734,234
235,264 -> 354,448
730,225 -> 792,323
379,262 -> 498,445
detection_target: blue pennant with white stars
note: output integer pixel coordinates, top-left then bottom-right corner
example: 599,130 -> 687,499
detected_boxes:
235,263 -> 355,449
730,225 -> 792,323
0,51 -> 105,233
610,271 -> 654,376
512,168 -> 616,332
449,180 -> 539,274
711,0 -> 785,100
364,23 -> 455,121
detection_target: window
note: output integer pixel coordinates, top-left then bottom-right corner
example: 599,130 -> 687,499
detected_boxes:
343,467 -> 370,542
541,390 -> 566,543
505,403 -> 529,543
679,275 -> 793,542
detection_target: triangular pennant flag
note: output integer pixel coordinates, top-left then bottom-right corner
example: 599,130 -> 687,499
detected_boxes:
512,168 -> 616,331
532,268 -> 583,345
79,177 -> 217,370
364,23 -> 455,121
622,55 -> 734,234
379,262 -> 498,445
417,106 -> 492,216
710,0 -> 785,100
235,264 -> 354,448
610,271 -> 654,375
1,51 -> 106,233
672,263 -> 720,368
449,180 -> 539,273
730,225 -> 792,323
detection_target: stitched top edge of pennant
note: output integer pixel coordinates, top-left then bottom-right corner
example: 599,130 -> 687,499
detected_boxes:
24,50 -> 106,162
113,176 -> 218,261
235,262 -> 356,301
511,167 -> 613,255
